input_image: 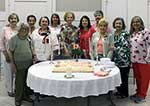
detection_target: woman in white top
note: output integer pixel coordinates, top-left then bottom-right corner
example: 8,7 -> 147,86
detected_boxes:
26,15 -> 37,36
31,16 -> 59,62
49,13 -> 61,35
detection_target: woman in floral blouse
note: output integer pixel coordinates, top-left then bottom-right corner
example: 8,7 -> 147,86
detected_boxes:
60,12 -> 79,59
130,16 -> 150,103
112,17 -> 130,98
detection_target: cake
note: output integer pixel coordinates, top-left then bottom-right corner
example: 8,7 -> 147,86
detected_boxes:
52,60 -> 94,73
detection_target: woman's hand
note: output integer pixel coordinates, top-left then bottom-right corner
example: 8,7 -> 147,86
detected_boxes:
145,57 -> 150,64
3,51 -> 11,63
11,63 -> 16,74
82,49 -> 89,58
32,55 -> 38,64
5,55 -> 11,63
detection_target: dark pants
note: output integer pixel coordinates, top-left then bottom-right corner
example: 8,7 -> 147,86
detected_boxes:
15,68 -> 30,103
117,66 -> 130,97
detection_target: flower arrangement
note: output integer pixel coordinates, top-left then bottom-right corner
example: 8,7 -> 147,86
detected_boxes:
72,43 -> 82,61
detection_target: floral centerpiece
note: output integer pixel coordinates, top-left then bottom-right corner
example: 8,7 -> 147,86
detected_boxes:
72,43 -> 82,61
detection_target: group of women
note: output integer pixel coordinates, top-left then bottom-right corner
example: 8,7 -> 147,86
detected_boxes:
0,10 -> 150,106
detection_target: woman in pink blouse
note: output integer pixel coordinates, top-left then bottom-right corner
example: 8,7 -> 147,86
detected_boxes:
79,15 -> 95,59
0,13 -> 19,97
129,16 -> 150,103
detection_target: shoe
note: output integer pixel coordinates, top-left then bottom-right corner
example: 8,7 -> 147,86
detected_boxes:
118,95 -> 128,99
114,92 -> 128,99
130,94 -> 137,101
8,92 -> 15,97
114,92 -> 120,96
23,96 -> 33,103
15,101 -> 21,106
134,96 -> 146,103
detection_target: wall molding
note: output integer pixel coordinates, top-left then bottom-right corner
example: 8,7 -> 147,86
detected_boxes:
14,0 -> 47,2
147,0 -> 150,28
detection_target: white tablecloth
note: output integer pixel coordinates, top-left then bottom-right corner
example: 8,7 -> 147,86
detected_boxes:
27,59 -> 121,98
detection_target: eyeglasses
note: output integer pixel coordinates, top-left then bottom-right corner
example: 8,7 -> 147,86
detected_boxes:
132,20 -> 140,23
94,14 -> 102,17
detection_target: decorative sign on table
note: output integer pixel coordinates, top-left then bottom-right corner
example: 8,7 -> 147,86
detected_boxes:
52,60 -> 94,73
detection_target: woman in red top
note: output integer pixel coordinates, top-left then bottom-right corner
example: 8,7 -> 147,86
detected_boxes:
79,15 -> 96,59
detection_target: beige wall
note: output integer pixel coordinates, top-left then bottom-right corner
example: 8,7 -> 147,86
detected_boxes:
0,0 -> 150,30
0,0 -> 5,11
56,0 -> 101,11
128,0 -> 150,29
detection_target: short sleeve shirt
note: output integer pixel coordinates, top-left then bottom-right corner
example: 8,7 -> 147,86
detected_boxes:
9,35 -> 33,69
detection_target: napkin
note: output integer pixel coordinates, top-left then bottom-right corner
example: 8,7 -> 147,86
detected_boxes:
94,70 -> 109,77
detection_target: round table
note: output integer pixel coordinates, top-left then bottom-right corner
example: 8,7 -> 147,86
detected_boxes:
27,59 -> 121,98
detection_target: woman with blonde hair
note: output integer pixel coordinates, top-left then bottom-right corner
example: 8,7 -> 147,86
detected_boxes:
90,18 -> 114,60
60,11 -> 79,59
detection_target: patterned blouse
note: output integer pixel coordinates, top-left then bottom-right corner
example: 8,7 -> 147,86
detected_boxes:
130,29 -> 150,64
112,30 -> 130,67
60,23 -> 79,58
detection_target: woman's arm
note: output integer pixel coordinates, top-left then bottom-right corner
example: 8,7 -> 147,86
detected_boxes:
107,35 -> 114,59
8,37 -> 17,73
90,33 -> 96,60
0,27 -> 11,63
145,31 -> 150,63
